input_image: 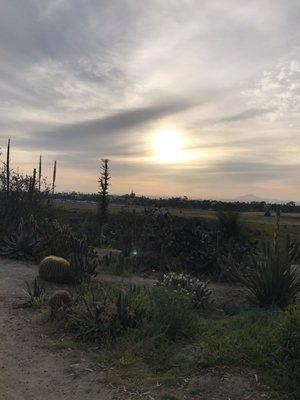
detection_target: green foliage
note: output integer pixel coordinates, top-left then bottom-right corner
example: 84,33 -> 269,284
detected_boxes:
39,256 -> 71,283
36,219 -> 99,282
0,220 -> 40,260
68,283 -> 147,342
199,308 -> 300,397
37,219 -> 75,260
100,209 -> 254,279
104,252 -> 133,275
234,238 -> 300,309
67,282 -> 199,345
69,237 -> 99,282
0,141 -> 53,243
24,278 -> 45,308
160,272 -> 213,311
143,286 -> 200,343
217,211 -> 240,241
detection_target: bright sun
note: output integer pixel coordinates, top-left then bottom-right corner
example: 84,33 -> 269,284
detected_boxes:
153,130 -> 184,163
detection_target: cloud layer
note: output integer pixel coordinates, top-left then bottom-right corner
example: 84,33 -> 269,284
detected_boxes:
0,0 -> 299,199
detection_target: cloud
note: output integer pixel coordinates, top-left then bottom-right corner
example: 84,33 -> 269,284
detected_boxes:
0,0 -> 299,199
15,98 -> 197,151
218,108 -> 276,122
243,60 -> 300,120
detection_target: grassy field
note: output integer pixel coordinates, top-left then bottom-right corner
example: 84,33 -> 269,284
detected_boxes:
55,200 -> 300,241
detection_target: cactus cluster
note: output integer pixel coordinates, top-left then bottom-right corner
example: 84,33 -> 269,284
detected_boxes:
69,237 -> 99,282
39,256 -> 71,283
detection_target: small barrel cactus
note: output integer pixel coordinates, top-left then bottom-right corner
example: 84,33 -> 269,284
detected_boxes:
49,289 -> 72,311
39,256 -> 71,283
49,290 -> 72,318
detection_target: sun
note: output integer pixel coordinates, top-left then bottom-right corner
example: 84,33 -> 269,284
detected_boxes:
153,130 -> 184,163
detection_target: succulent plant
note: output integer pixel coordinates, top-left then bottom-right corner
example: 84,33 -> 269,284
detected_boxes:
69,237 -> 99,282
24,278 -> 45,308
49,289 -> 72,310
39,256 -> 71,283
49,289 -> 72,319
0,220 -> 40,260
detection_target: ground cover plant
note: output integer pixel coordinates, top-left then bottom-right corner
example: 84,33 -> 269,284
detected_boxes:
63,280 -> 299,399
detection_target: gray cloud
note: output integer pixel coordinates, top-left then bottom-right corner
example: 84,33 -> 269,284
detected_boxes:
15,98 -> 197,151
0,0 -> 299,199
218,108 -> 276,123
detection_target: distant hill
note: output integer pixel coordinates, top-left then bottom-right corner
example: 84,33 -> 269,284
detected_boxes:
229,194 -> 299,205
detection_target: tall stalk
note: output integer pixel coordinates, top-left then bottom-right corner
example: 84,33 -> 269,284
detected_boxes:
52,160 -> 57,195
38,155 -> 42,192
273,209 -> 281,254
98,159 -> 110,244
32,168 -> 36,192
6,138 -> 10,198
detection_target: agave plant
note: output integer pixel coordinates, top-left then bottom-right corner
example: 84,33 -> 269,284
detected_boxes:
24,278 -> 45,308
234,236 -> 300,309
0,220 -> 40,260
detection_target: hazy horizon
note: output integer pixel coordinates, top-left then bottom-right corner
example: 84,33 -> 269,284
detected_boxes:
0,1 -> 299,200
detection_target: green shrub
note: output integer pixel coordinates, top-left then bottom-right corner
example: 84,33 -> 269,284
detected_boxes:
160,272 -> 213,311
67,283 -> 200,345
37,219 -> 74,260
68,283 -> 147,342
39,255 -> 71,283
143,286 -> 200,343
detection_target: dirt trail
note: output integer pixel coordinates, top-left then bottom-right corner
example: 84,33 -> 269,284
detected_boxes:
0,258 -> 114,400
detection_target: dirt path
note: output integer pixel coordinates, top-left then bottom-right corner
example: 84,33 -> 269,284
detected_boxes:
0,257 -> 115,400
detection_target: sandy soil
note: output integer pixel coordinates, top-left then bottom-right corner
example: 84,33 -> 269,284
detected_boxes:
0,257 -> 115,400
0,257 -> 271,400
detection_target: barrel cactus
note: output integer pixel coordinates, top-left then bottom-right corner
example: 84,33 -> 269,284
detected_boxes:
49,290 -> 72,319
39,256 -> 71,283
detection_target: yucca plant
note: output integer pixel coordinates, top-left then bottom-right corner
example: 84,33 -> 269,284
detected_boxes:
235,236 -> 300,309
24,278 -> 45,308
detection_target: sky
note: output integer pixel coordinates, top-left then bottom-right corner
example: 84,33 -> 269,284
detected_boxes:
0,0 -> 299,200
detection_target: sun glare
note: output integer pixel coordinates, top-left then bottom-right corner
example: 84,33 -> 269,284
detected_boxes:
153,130 -> 184,163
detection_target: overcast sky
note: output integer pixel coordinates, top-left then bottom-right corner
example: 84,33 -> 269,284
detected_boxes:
0,0 -> 299,199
